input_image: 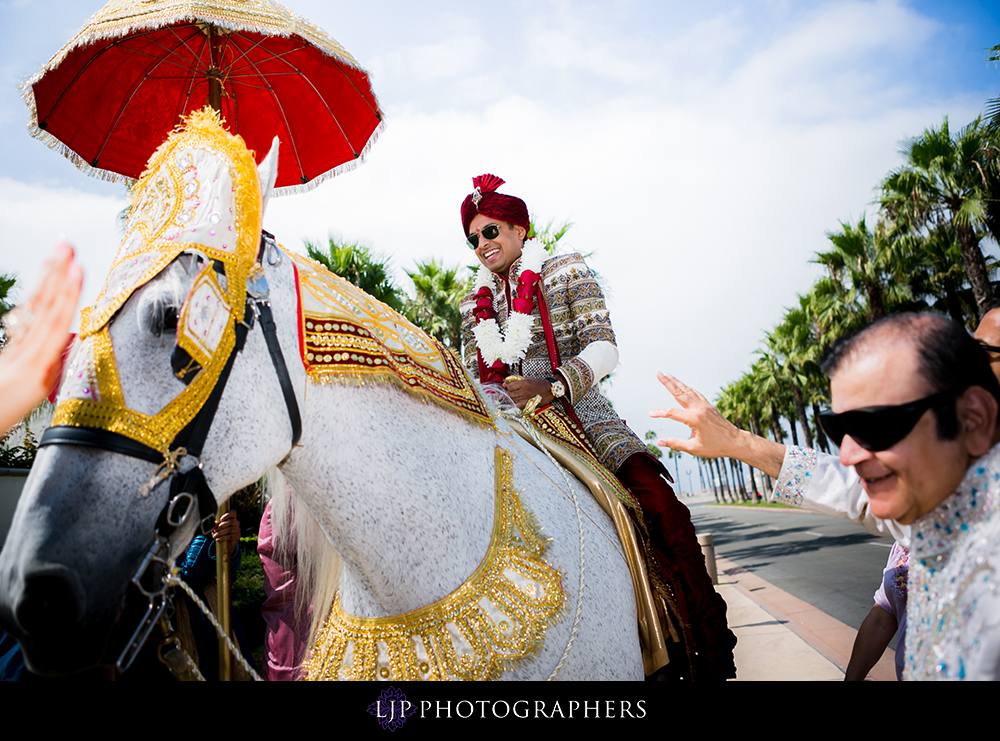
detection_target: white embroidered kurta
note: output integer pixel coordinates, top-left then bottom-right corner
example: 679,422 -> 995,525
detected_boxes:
774,443 -> 1000,680
773,446 -> 911,546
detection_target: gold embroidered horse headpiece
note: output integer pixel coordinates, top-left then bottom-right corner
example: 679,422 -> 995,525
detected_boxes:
52,107 -> 264,453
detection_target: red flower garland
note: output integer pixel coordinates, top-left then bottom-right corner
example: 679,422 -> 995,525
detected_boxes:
474,269 -> 540,385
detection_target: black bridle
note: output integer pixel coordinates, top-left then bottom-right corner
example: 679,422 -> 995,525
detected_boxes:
37,231 -> 302,671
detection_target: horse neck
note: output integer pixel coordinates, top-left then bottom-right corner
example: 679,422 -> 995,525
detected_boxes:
282,381 -> 498,618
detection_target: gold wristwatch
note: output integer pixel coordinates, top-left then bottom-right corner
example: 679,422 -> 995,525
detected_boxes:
548,376 -> 566,399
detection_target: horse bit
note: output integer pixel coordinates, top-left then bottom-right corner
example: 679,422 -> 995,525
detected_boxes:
38,231 -> 302,676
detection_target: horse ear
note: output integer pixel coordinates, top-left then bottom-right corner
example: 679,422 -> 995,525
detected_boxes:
258,137 -> 280,217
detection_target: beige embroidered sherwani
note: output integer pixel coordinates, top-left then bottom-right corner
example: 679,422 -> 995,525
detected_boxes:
460,251 -> 647,472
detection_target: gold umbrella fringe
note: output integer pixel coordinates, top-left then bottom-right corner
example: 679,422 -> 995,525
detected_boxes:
25,0 -> 366,85
19,82 -> 133,186
270,118 -> 384,197
19,0 -> 384,195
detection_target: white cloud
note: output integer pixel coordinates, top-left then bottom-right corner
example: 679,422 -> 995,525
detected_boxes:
1,0 -> 995,461
0,178 -> 125,320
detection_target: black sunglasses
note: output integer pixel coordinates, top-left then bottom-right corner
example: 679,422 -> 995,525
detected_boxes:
818,388 -> 959,452
467,223 -> 501,249
979,342 -> 1000,355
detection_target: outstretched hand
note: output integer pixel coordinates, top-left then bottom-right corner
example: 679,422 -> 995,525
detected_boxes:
648,372 -> 744,459
0,241 -> 82,434
649,372 -> 786,479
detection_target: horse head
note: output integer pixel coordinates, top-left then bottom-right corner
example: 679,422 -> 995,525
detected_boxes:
0,109 -> 302,675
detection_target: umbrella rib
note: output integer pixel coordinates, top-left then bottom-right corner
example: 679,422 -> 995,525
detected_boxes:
221,33 -> 275,72
35,27 -> 200,127
219,33 -> 241,135
160,25 -> 215,73
223,80 -> 272,91
237,54 -> 307,182
238,47 -> 378,162
220,34 -> 381,158
224,71 -> 311,78
93,38 -> 203,167
109,42 -> 202,75
224,38 -> 312,74
48,27 -> 209,128
177,30 -> 211,125
110,26 -> 207,76
223,36 -> 380,124
37,43 -> 118,128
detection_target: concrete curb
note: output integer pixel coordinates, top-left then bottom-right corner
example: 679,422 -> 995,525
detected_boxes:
716,555 -> 897,681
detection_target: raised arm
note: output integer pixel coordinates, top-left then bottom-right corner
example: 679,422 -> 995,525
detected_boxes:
649,372 -> 786,478
0,241 -> 82,434
650,372 -> 911,543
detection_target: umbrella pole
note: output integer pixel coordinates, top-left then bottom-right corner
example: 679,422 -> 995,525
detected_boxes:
215,500 -> 233,681
208,74 -> 222,113
208,25 -> 223,113
207,24 -> 229,680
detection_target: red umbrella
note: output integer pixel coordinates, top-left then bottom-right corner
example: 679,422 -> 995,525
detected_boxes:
22,0 -> 384,194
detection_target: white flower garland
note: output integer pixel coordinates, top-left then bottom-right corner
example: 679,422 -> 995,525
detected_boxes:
472,240 -> 546,366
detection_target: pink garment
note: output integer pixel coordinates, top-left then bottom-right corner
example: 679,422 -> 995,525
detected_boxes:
873,541 -> 909,681
258,500 -> 306,681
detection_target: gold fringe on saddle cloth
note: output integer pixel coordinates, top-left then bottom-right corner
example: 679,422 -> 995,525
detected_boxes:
503,405 -> 686,676
290,252 -> 494,430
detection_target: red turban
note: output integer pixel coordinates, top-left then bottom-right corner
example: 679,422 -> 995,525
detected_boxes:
460,174 -> 530,237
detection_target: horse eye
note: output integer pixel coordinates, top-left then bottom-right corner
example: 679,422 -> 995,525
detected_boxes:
151,306 -> 179,337
164,306 -> 179,331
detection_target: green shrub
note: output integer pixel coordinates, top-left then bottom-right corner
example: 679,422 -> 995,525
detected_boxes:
233,535 -> 265,612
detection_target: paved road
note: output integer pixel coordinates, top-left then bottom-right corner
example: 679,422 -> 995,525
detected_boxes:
688,499 -> 897,643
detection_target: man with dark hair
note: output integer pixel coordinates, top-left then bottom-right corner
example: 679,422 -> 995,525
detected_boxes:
459,174 -> 736,679
653,313 -> 1000,680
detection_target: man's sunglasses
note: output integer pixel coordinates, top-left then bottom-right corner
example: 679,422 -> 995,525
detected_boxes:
467,224 -> 501,249
818,388 -> 958,452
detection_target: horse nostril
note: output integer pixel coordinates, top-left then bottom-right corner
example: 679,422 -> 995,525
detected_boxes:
15,573 -> 83,636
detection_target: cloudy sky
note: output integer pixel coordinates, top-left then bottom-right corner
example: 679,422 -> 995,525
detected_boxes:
1,0 -> 998,486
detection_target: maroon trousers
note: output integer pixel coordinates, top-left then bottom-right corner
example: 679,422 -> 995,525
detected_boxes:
616,452 -> 737,680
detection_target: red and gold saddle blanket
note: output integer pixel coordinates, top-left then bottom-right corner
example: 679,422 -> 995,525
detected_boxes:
289,252 -> 492,428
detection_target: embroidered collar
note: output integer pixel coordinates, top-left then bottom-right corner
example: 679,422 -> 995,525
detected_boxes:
910,444 -> 1000,561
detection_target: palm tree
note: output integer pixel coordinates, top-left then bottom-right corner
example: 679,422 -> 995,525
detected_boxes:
528,219 -> 574,256
305,239 -> 406,312
887,223 -> 972,326
985,44 -> 1000,134
643,430 -> 664,460
813,215 -> 915,323
731,372 -> 773,495
404,260 -> 469,349
0,273 -> 16,349
766,311 -> 816,449
880,117 -> 999,319
716,385 -> 751,501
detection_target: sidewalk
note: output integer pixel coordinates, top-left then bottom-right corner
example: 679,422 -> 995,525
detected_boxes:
716,554 -> 897,681
675,488 -> 896,680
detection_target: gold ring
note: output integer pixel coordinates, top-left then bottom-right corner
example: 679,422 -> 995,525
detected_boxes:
523,394 -> 543,416
2,304 -> 35,343
504,375 -> 524,384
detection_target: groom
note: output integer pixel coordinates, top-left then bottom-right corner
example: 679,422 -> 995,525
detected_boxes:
458,174 -> 736,679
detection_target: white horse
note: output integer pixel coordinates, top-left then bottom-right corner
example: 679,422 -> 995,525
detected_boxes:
0,163 -> 643,682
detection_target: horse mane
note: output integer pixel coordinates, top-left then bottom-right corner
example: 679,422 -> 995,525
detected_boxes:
263,466 -> 342,670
